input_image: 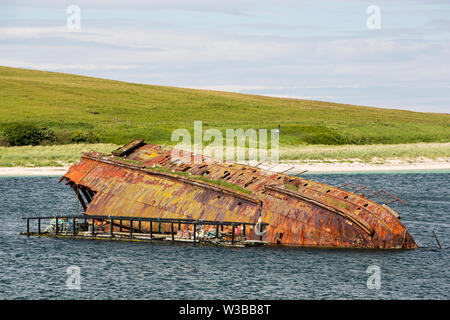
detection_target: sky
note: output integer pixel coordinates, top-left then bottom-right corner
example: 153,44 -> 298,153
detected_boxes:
1,0 -> 449,113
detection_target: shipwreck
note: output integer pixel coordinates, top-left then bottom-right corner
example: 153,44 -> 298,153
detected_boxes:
27,139 -> 415,249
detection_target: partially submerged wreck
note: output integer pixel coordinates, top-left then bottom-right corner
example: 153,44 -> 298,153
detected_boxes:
58,139 -> 417,249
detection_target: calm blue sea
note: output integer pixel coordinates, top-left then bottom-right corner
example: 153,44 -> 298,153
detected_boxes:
0,173 -> 448,300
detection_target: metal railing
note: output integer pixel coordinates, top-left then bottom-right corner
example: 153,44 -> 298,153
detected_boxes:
22,215 -> 268,245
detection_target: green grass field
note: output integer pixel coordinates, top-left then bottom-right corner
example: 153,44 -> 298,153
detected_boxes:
1,66 -> 449,147
1,143 -> 448,167
279,142 -> 450,162
0,144 -> 117,167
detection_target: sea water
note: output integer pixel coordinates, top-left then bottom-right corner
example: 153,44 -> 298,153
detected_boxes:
0,173 -> 448,299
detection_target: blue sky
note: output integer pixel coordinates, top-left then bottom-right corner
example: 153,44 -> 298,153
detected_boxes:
1,0 -> 449,113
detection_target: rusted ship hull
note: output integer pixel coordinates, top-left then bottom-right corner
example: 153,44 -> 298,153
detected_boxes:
62,140 -> 417,249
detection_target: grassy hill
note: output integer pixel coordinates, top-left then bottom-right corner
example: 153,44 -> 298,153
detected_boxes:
0,66 -> 449,147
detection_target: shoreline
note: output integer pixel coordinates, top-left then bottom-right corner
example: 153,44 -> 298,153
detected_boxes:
0,167 -> 69,177
0,160 -> 449,177
269,159 -> 450,174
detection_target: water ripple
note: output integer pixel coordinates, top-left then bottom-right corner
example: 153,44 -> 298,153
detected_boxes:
0,174 -> 448,299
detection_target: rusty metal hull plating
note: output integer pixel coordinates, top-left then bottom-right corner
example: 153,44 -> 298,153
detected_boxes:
62,141 -> 418,249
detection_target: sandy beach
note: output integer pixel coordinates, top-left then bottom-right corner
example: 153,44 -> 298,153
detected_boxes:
0,167 -> 69,177
1,159 -> 449,177
267,159 -> 450,173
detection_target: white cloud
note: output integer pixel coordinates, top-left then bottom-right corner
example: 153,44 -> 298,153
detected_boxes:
0,27 -> 67,39
0,59 -> 97,71
259,94 -> 341,101
2,25 -> 450,90
1,1 -> 449,112
4,0 -> 267,15
2,25 -> 449,79
104,64 -> 137,70
0,58 -> 138,72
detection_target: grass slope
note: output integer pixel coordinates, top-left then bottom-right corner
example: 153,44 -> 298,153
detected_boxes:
0,66 -> 449,146
1,142 -> 449,168
0,144 -> 117,167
